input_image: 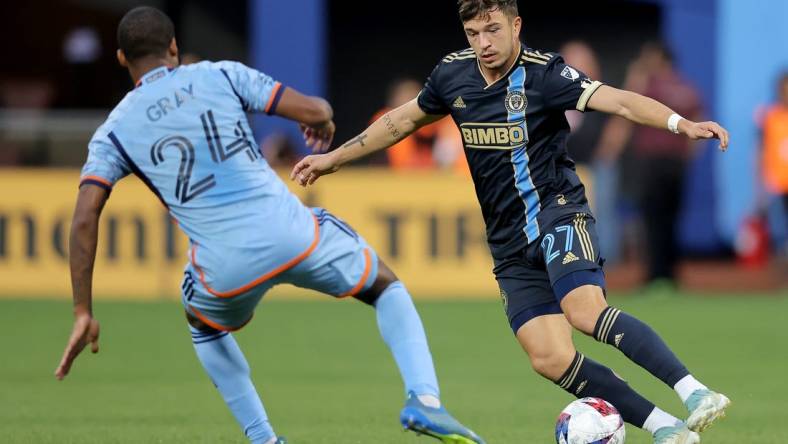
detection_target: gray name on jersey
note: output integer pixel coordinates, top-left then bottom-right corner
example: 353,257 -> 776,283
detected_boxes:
146,83 -> 194,122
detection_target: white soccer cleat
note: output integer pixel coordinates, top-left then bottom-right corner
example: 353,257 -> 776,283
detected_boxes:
653,424 -> 700,444
684,389 -> 731,432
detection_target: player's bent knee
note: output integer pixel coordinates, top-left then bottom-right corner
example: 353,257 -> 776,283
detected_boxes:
353,258 -> 398,306
529,349 -> 576,381
517,314 -> 577,381
185,310 -> 219,333
561,285 -> 608,335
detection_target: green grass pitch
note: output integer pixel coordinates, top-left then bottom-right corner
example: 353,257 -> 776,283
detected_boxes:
1,293 -> 786,443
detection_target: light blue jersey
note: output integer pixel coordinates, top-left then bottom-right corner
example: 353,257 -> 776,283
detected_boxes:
81,62 -> 317,295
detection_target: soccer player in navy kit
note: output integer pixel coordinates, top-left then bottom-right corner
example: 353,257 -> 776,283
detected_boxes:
293,1 -> 730,442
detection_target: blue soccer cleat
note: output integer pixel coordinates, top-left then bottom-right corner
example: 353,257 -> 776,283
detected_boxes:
399,392 -> 486,444
684,389 -> 730,432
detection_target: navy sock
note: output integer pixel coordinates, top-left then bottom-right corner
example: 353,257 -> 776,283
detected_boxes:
557,352 -> 654,427
594,307 -> 689,387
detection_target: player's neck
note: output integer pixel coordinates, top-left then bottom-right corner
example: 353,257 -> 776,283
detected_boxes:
128,57 -> 177,85
479,42 -> 521,84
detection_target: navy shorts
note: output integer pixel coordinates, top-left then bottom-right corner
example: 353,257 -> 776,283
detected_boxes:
495,212 -> 606,334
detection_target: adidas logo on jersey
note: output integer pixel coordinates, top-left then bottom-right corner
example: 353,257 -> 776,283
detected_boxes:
562,251 -> 579,265
453,96 -> 466,109
615,333 -> 625,347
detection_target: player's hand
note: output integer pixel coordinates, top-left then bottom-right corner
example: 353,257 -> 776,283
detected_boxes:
300,120 -> 336,153
290,152 -> 341,186
55,312 -> 100,380
682,120 -> 729,151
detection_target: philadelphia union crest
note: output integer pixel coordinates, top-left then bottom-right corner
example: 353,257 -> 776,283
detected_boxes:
500,288 -> 509,312
505,90 -> 527,114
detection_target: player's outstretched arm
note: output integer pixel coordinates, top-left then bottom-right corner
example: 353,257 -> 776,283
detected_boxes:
587,85 -> 729,150
275,88 -> 336,152
55,185 -> 108,380
290,98 -> 443,186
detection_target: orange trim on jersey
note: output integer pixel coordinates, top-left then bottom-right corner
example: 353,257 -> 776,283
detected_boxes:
191,213 -> 320,298
189,304 -> 253,332
264,82 -> 283,114
338,248 -> 374,298
80,175 -> 113,188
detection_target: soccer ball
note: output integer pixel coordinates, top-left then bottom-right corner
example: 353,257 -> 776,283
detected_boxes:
555,397 -> 626,444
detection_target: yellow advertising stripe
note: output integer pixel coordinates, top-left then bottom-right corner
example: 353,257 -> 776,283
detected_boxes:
5,168 -> 561,299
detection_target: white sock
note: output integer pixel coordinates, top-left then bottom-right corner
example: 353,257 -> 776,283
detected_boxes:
263,438 -> 277,444
674,375 -> 708,403
643,407 -> 680,435
417,394 -> 441,408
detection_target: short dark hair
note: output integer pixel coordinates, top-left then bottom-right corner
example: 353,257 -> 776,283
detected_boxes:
457,0 -> 519,22
117,6 -> 174,62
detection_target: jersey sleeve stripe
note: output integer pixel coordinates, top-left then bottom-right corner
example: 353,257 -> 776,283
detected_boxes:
576,80 -> 604,112
264,82 -> 284,114
108,131 -> 170,209
190,212 -> 320,298
520,55 -> 548,65
79,175 -> 113,191
524,50 -> 552,61
443,48 -> 474,61
220,68 -> 249,111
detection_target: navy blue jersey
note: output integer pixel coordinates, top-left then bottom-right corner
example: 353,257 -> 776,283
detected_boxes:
417,45 -> 604,260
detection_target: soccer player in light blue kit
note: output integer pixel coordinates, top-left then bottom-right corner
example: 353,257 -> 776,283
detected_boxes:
54,7 -> 484,444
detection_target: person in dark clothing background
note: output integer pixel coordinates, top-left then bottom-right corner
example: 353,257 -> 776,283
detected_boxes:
561,40 -> 620,264
595,42 -> 702,288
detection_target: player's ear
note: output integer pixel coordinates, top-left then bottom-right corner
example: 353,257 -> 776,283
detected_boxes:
168,38 -> 179,59
512,15 -> 522,35
117,49 -> 128,68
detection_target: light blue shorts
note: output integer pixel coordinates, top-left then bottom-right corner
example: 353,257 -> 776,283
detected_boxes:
182,207 -> 379,330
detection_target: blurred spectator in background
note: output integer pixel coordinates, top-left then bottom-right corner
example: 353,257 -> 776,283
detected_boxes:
260,133 -> 300,169
595,42 -> 702,288
375,79 -> 434,168
371,78 -> 467,172
760,72 -> 788,256
433,113 -> 469,174
561,40 -> 620,263
60,26 -> 106,108
563,41 -> 605,165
